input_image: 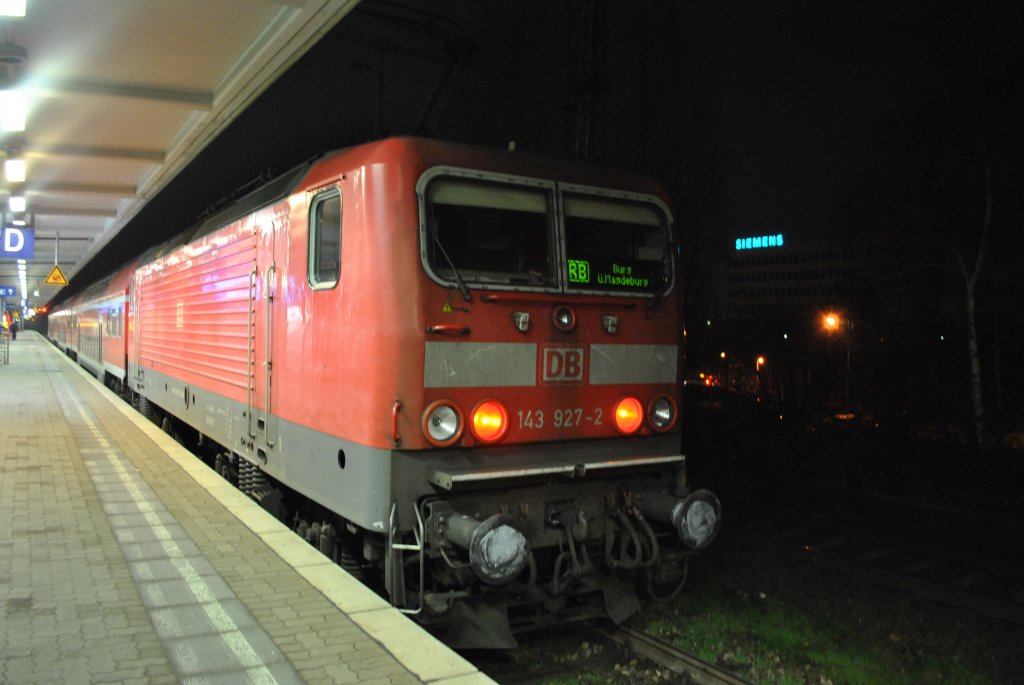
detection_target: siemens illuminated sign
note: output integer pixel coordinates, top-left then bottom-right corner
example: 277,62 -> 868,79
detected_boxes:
735,233 -> 784,251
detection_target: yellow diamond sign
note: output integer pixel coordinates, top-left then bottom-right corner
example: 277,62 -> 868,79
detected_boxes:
45,265 -> 69,286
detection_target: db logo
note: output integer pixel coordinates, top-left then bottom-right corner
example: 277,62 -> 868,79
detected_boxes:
541,346 -> 586,383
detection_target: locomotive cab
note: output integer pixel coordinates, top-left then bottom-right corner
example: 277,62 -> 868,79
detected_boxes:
379,143 -> 721,646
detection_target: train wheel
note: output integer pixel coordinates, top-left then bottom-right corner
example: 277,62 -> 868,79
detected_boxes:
137,396 -> 158,424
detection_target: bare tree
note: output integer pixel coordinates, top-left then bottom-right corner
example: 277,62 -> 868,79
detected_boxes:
957,163 -> 993,449
851,80 -> 1021,450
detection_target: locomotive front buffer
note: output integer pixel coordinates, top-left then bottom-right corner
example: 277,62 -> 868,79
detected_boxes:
398,457 -> 722,648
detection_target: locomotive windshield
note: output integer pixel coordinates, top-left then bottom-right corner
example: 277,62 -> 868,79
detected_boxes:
421,170 -> 673,295
424,177 -> 556,287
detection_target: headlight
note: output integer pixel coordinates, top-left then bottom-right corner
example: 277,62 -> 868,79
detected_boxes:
648,395 -> 677,431
422,400 -> 463,447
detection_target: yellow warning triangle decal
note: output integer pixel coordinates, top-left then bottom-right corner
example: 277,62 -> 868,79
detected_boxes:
45,265 -> 69,286
442,302 -> 453,313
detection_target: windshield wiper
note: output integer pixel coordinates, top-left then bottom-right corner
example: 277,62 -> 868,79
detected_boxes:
432,229 -> 472,302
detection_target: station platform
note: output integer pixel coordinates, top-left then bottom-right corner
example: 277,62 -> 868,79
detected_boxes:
1,331 -> 494,685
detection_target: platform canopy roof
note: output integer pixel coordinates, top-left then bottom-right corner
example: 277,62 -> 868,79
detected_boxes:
0,0 -> 358,310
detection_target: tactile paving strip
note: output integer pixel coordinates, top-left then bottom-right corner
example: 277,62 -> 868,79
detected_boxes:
56,380 -> 304,685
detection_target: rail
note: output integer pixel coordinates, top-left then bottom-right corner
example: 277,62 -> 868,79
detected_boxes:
591,624 -> 753,685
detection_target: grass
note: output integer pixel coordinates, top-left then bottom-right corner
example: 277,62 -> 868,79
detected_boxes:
636,576 -> 1005,685
481,537 -> 1016,685
486,584 -> 1004,685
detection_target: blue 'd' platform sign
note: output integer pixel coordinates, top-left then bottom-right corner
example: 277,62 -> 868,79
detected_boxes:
0,286 -> 16,297
1,227 -> 34,259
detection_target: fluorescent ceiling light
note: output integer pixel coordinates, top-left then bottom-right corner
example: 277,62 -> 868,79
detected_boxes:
0,1 -> 26,17
5,158 -> 25,182
0,89 -> 26,132
8,194 -> 26,212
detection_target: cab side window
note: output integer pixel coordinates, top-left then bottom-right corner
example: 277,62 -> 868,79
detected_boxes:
309,189 -> 342,289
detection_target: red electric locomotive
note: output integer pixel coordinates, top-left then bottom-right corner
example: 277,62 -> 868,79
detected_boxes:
50,137 -> 720,647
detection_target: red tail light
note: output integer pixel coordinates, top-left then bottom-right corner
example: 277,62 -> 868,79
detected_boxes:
471,400 -> 509,443
613,396 -> 644,434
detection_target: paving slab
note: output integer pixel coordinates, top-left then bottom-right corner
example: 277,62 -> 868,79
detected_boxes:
1,332 -> 492,685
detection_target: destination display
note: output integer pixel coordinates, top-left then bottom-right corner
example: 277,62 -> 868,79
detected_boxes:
567,258 -> 663,293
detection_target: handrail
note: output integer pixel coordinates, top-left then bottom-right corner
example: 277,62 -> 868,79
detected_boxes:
389,502 -> 425,615
391,399 -> 402,446
425,324 -> 470,335
479,292 -> 637,308
263,264 -> 275,447
246,269 -> 256,439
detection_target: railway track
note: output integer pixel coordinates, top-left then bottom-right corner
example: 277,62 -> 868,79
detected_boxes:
474,623 -> 751,685
591,625 -> 753,685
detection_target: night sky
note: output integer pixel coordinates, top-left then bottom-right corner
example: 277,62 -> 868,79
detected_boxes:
65,0 -> 1024,293
694,2 -> 1022,242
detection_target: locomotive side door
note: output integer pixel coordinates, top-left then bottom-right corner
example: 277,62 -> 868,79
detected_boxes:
96,306 -> 103,373
129,277 -> 143,391
253,211 -> 287,455
129,278 -> 142,391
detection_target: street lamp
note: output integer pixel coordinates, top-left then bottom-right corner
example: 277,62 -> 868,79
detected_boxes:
754,355 -> 767,404
820,311 -> 850,412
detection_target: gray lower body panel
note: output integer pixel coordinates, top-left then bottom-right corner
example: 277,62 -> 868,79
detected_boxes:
131,365 -> 393,533
131,366 -> 685,541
